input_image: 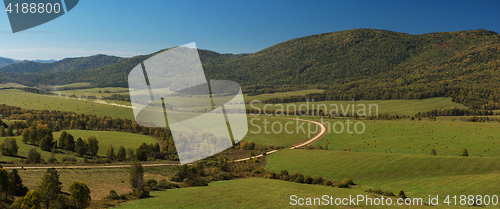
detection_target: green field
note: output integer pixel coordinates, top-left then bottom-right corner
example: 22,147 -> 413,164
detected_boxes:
52,82 -> 91,89
312,118 -> 500,157
51,87 -> 129,98
0,82 -> 28,88
243,89 -> 324,102
266,149 -> 500,207
242,116 -> 318,147
0,89 -> 134,119
248,97 -> 468,116
17,168 -> 166,200
0,130 -> 158,163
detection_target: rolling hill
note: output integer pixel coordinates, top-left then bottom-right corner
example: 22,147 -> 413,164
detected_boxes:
0,29 -> 499,109
0,54 -> 125,74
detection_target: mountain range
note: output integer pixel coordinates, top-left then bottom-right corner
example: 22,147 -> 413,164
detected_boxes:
0,28 -> 499,109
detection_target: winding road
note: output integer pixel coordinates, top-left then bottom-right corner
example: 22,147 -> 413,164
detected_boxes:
3,118 -> 327,170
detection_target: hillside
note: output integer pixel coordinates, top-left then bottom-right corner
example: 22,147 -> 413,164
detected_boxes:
0,29 -> 499,108
0,57 -> 17,68
0,54 -> 125,74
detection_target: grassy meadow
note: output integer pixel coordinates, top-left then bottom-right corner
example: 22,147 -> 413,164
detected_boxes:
0,89 -> 134,119
266,149 -> 500,206
311,117 -> 500,157
248,97 -> 468,116
0,130 -> 158,163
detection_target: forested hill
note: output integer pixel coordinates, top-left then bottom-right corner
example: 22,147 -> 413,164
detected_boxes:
0,29 -> 499,109
0,57 -> 17,68
0,54 -> 125,73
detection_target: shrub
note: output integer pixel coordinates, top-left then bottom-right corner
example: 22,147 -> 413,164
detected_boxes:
304,175 -> 314,184
145,179 -> 158,188
294,175 -> 304,183
383,191 -> 395,196
460,148 -> 468,156
430,149 -> 437,155
325,181 -> 333,186
105,189 -> 120,200
27,148 -> 43,163
398,190 -> 407,198
312,176 -> 324,185
341,178 -> 355,185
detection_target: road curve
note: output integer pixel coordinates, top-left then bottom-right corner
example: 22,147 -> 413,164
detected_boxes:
4,117 -> 327,170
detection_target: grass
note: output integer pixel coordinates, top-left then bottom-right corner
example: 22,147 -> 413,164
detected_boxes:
0,82 -> 27,88
0,130 -> 158,163
311,117 -> 500,157
51,87 -> 129,98
243,89 -> 324,102
266,149 -> 500,205
52,82 -> 91,89
242,116 -> 318,147
0,89 -> 134,120
247,97 -> 468,116
16,168 -> 166,200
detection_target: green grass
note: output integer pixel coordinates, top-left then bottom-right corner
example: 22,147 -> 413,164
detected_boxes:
0,130 -> 158,163
0,89 -> 134,120
242,116 -> 318,147
312,118 -> 500,157
243,89 -> 324,102
0,82 -> 27,88
17,168 -> 166,200
116,178 -> 417,209
51,87 -> 129,98
248,97 -> 468,116
52,82 -> 91,89
266,149 -> 500,206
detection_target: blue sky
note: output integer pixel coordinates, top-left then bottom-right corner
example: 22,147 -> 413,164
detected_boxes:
0,0 -> 498,60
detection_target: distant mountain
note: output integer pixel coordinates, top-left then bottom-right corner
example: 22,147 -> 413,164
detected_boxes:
0,29 -> 499,109
0,54 -> 125,74
32,59 -> 58,63
0,57 -> 17,68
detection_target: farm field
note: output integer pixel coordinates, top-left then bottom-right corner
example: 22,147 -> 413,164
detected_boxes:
52,82 -> 91,89
0,89 -> 135,119
16,168 -> 167,200
311,117 -> 500,157
266,149 -> 500,205
243,89 -> 324,102
248,97 -> 468,116
0,82 -> 27,88
116,178 -> 481,209
0,130 -> 158,163
51,87 -> 129,98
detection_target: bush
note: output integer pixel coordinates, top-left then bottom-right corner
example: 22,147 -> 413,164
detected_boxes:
341,178 -> 355,185
460,148 -> 468,156
398,190 -> 407,198
312,176 -> 324,185
325,181 -> 333,186
304,175 -> 314,184
157,179 -> 179,189
294,175 -> 304,183
145,179 -> 158,188
106,189 -> 121,200
430,149 -> 437,155
383,191 -> 395,196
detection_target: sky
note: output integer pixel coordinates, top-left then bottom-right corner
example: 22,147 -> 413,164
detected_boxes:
0,0 -> 498,60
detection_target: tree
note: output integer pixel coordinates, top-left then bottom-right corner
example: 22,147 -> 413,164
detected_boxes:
37,173 -> 62,209
129,162 -> 144,189
430,149 -> 437,155
39,136 -> 53,151
66,133 -> 75,151
127,148 -> 136,160
58,131 -> 67,148
7,126 -> 14,136
116,146 -> 126,161
75,137 -> 87,157
136,143 -> 148,161
68,181 -> 91,209
460,148 -> 469,156
27,149 -> 43,164
11,190 -> 42,209
0,126 -> 6,137
9,169 -> 28,197
106,144 -> 115,160
0,137 -> 18,156
0,167 -> 10,199
86,136 -> 99,156
21,129 -> 30,144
